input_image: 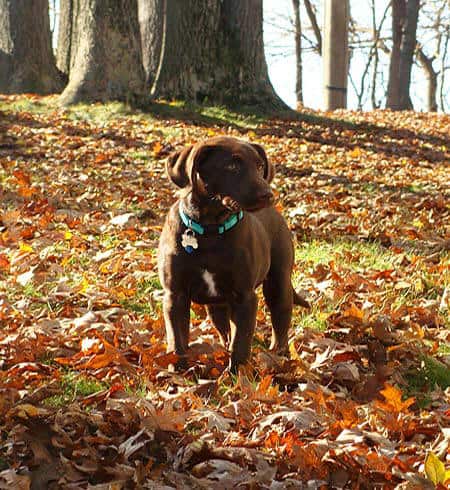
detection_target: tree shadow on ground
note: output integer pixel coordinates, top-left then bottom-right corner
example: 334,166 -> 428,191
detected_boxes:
254,113 -> 449,164
143,101 -> 449,165
277,167 -> 445,197
0,109 -> 145,153
1,100 -> 449,166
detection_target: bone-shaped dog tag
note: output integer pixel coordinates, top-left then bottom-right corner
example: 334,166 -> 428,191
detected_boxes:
181,229 -> 198,253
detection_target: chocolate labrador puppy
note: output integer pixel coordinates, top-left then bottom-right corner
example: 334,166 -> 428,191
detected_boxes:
158,136 -> 308,373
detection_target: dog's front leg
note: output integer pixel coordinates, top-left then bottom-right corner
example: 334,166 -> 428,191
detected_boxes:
163,290 -> 190,370
229,291 -> 258,373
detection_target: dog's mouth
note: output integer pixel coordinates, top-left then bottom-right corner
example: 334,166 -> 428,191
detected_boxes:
220,195 -> 242,212
219,195 -> 274,213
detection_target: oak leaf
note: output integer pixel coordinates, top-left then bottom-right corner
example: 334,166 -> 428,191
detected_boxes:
375,383 -> 415,413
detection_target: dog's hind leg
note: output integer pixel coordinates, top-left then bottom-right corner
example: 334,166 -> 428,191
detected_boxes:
263,271 -> 293,357
207,304 -> 231,347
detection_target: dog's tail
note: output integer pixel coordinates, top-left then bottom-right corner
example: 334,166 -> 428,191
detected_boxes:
293,289 -> 310,308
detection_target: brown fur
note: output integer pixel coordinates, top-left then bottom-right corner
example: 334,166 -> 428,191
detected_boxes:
158,136 -> 308,372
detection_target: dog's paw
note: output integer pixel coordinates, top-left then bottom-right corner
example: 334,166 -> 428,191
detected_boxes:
227,359 -> 254,378
167,355 -> 189,373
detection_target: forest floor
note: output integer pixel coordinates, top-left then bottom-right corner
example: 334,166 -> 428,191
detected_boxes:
0,94 -> 449,489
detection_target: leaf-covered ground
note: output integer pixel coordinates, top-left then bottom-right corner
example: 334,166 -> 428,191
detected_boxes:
0,94 -> 449,489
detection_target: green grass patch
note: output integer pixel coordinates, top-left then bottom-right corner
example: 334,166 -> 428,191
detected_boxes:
147,99 -> 273,126
120,276 -> 162,316
120,298 -> 155,315
22,283 -> 44,299
127,150 -> 153,161
0,96 -> 268,130
0,455 -> 8,471
296,239 -> 398,272
199,105 -> 264,127
98,234 -> 122,249
293,305 -> 331,332
66,101 -> 136,124
422,356 -> 450,389
124,379 -> 150,398
407,183 -> 426,194
61,252 -> 91,269
391,259 -> 449,310
44,372 -> 108,408
137,276 -> 162,294
360,183 -> 378,193
38,352 -> 57,366
438,343 -> 450,355
0,96 -> 51,114
406,356 -> 450,407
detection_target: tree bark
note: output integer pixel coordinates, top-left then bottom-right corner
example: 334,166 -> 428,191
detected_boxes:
386,0 -> 420,110
386,0 -> 404,109
416,47 -> 438,112
292,0 -> 303,107
56,0 -> 71,74
138,0 -> 164,88
323,0 -> 349,110
0,0 -> 64,94
151,0 -> 286,109
439,26 -> 449,112
59,0 -> 146,106
370,0 -> 380,109
56,0 -> 79,76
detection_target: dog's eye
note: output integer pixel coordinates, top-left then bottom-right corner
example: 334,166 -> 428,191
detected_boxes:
256,162 -> 265,174
225,162 -> 240,172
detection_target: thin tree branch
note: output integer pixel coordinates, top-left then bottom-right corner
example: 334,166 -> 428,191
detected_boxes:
303,0 -> 322,55
356,0 -> 391,109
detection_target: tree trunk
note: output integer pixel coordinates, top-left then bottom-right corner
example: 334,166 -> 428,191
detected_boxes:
56,0 -> 71,74
138,0 -> 164,88
398,0 -> 420,109
439,26 -> 449,112
386,0 -> 420,110
323,0 -> 349,110
151,0 -> 286,109
304,0 -> 322,55
151,0 -> 221,100
56,0 -> 80,76
386,0 -> 404,108
416,47 -> 438,112
0,0 -> 64,94
292,0 -> 303,108
59,0 -> 146,106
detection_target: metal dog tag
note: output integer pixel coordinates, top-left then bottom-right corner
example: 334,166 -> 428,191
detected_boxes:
181,229 -> 198,253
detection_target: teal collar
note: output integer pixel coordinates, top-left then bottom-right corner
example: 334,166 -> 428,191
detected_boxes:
179,201 -> 243,235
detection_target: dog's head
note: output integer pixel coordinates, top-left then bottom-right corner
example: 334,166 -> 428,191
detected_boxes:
166,136 -> 274,212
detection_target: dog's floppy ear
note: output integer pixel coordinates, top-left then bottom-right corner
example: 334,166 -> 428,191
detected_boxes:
166,146 -> 194,188
166,144 -> 211,192
251,143 -> 274,183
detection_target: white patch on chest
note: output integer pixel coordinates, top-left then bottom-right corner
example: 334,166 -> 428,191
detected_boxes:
202,269 -> 218,297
